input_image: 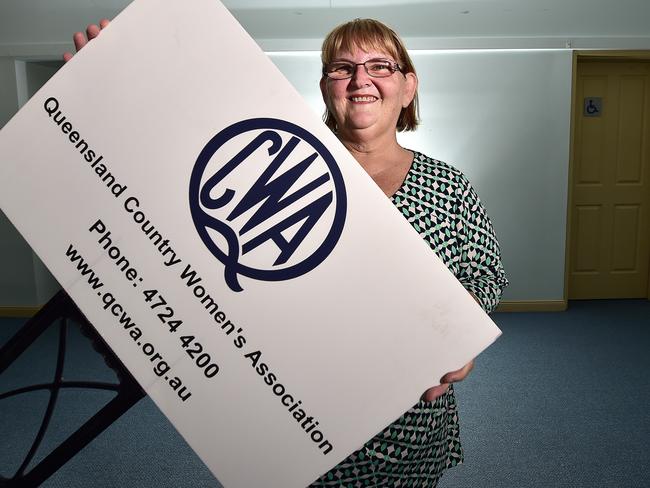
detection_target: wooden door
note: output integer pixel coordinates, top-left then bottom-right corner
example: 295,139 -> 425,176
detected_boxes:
569,60 -> 650,299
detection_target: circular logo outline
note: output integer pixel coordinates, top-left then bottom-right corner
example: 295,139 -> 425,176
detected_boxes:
189,118 -> 347,291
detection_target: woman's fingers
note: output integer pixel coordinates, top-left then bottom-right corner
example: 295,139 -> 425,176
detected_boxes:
72,31 -> 88,52
64,19 -> 111,62
421,360 -> 476,402
440,360 -> 474,384
88,19 -> 110,41
86,23 -> 101,41
63,32 -> 85,62
421,383 -> 449,402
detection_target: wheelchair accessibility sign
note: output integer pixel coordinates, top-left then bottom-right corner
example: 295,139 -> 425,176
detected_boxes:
584,97 -> 603,117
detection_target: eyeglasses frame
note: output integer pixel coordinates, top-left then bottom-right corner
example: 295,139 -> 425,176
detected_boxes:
322,59 -> 403,80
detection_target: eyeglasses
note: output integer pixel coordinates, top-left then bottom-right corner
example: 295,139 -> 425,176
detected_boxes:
323,59 -> 402,80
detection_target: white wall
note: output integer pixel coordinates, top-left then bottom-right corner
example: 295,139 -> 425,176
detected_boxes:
0,58 -> 38,306
1,60 -> 62,307
408,50 -> 573,301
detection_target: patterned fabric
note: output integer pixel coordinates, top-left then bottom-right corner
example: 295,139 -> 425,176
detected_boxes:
310,151 -> 507,487
392,152 -> 508,314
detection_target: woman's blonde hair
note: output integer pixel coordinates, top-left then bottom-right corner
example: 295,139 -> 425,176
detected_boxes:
321,18 -> 419,132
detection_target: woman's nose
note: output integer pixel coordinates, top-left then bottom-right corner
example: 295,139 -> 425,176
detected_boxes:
350,64 -> 372,87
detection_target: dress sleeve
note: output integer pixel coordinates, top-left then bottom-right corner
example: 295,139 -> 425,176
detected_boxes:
455,175 -> 508,313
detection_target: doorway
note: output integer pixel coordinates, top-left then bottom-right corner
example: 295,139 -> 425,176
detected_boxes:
567,55 -> 650,299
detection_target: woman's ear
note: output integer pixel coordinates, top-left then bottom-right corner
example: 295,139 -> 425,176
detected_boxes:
402,72 -> 418,108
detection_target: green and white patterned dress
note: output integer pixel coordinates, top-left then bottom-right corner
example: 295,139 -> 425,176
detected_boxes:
310,151 -> 508,488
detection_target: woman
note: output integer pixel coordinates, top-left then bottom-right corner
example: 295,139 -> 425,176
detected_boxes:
66,17 -> 507,488
311,19 -> 507,487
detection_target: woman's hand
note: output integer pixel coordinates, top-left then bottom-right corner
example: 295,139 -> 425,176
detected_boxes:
421,359 -> 474,402
63,19 -> 110,62
422,290 -> 480,402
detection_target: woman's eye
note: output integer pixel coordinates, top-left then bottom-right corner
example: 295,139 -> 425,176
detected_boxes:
368,63 -> 391,72
332,64 -> 353,74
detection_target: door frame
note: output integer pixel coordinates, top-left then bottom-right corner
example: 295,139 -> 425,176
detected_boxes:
564,50 -> 650,302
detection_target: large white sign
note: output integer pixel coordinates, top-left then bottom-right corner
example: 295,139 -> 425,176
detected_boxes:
0,0 -> 501,486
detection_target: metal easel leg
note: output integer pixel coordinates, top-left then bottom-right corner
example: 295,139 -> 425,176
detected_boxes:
0,290 -> 146,488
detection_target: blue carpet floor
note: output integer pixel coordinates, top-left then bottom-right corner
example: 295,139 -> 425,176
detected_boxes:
1,300 -> 649,487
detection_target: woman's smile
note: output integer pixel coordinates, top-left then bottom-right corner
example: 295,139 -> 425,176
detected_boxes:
349,95 -> 379,103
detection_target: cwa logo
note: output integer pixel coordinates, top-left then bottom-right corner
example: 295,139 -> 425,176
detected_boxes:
189,118 -> 347,292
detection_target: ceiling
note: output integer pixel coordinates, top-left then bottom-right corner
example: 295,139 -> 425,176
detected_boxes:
231,0 -> 650,39
1,0 -> 649,54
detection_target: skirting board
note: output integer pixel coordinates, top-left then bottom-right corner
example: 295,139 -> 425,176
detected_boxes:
496,300 -> 567,312
3,300 -> 567,318
0,300 -> 567,317
0,306 -> 41,318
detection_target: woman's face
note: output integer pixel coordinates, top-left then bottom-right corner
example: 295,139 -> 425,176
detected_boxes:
320,45 -> 417,139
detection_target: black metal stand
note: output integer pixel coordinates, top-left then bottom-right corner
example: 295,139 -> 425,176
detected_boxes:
0,291 -> 146,488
